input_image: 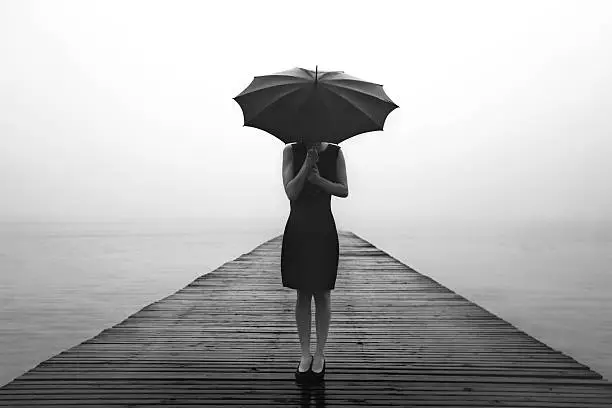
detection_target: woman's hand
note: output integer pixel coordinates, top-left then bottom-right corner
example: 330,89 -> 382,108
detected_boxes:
307,165 -> 322,184
305,147 -> 319,169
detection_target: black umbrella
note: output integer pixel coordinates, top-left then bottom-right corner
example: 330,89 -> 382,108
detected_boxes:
233,66 -> 398,144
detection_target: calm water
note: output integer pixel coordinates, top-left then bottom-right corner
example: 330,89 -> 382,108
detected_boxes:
351,218 -> 612,382
0,218 -> 610,386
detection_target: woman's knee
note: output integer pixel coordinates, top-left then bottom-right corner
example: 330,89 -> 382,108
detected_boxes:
313,290 -> 331,304
296,289 -> 313,302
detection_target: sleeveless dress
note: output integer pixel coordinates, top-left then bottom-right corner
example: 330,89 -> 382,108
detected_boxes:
281,142 -> 340,291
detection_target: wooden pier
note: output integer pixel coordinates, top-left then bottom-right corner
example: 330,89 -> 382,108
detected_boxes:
1,230 -> 611,407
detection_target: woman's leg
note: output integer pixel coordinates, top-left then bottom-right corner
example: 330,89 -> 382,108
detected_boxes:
313,289 -> 331,371
295,289 -> 313,369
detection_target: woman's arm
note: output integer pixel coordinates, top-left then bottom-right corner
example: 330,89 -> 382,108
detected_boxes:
282,144 -> 311,201
311,147 -> 349,198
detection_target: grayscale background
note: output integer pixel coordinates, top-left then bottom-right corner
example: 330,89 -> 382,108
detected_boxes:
1,0 -> 610,385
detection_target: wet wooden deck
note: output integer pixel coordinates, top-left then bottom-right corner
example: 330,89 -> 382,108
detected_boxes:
1,230 -> 611,407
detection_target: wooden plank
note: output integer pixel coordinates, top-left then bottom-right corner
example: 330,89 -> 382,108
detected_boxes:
0,230 -> 610,407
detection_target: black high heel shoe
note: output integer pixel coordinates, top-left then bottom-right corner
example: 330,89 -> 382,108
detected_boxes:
294,355 -> 313,383
311,357 -> 325,382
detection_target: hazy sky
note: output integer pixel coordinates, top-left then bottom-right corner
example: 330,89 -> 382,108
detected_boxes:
1,0 -> 611,228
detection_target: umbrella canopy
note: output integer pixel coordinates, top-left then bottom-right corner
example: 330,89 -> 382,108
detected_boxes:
233,67 -> 398,144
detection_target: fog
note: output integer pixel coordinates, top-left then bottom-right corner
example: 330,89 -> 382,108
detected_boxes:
1,0 -> 611,229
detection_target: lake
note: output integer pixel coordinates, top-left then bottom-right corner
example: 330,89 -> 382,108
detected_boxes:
0,218 -> 610,386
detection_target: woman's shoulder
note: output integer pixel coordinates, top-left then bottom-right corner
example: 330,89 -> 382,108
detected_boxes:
283,143 -> 301,160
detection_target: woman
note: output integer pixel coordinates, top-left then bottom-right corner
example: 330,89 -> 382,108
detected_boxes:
281,140 -> 349,383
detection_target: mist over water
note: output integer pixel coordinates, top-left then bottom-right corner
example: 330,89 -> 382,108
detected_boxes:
1,217 -> 610,386
351,216 -> 612,381
0,219 -> 280,386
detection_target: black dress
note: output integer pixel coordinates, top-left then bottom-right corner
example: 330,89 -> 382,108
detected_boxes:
281,142 -> 340,291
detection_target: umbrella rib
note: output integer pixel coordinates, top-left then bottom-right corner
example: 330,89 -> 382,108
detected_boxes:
237,82 -> 306,98
321,87 -> 383,129
272,68 -> 315,80
322,77 -> 383,87
298,68 -> 316,81
321,82 -> 395,105
244,86 -> 307,125
319,71 -> 345,80
254,74 -> 309,81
